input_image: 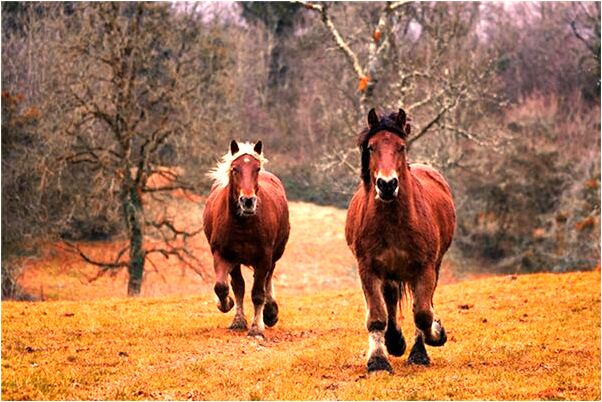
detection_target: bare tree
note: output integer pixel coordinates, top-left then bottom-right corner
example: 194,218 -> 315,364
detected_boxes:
298,1 -> 409,111
569,2 -> 600,62
291,1 -> 503,206
298,2 -> 499,147
46,3 -> 229,295
1,3 -> 73,299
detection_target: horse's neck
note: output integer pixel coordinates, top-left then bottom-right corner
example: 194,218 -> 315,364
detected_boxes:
220,184 -> 238,223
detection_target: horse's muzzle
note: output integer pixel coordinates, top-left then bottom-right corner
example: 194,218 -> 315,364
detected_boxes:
376,177 -> 398,201
238,195 -> 257,215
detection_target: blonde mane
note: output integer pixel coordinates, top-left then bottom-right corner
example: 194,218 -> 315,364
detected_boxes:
207,142 -> 268,188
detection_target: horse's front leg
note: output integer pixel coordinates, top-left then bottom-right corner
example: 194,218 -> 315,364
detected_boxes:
359,261 -> 392,373
408,265 -> 447,365
213,252 -> 234,313
248,258 -> 271,338
228,264 -> 247,331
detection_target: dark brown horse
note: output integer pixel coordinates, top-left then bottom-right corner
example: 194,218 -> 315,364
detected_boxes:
203,140 -> 290,337
345,108 -> 456,372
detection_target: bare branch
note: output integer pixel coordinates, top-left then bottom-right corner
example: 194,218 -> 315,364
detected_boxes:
61,241 -> 129,270
142,184 -> 194,193
146,218 -> 203,240
297,1 -> 366,79
146,247 -> 206,279
570,20 -> 600,60
408,91 -> 463,146
440,123 -> 484,145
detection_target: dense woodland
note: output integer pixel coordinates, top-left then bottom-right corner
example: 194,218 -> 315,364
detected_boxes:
2,2 -> 600,297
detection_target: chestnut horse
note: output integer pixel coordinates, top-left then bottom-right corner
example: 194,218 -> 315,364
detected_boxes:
345,108 -> 456,372
203,140 -> 290,337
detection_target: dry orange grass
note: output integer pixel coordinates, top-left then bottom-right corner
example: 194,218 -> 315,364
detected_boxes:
2,270 -> 600,400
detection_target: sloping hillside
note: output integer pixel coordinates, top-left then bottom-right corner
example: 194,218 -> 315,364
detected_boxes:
2,270 -> 600,400
16,201 -> 463,300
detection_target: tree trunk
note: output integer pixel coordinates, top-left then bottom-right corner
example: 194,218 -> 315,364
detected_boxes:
124,187 -> 145,296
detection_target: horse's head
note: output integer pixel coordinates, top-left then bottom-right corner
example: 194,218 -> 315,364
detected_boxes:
358,108 -> 411,202
229,140 -> 263,216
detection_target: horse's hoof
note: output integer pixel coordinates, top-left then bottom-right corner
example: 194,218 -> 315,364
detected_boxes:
229,317 -> 248,331
407,351 -> 430,366
367,355 -> 393,373
263,301 -> 279,327
247,327 -> 265,338
424,322 -> 447,347
385,326 -> 406,357
217,296 -> 234,313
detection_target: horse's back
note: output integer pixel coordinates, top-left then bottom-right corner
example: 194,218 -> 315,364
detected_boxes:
410,163 -> 456,252
259,171 -> 287,197
259,170 -> 290,259
258,171 -> 289,217
410,163 -> 452,195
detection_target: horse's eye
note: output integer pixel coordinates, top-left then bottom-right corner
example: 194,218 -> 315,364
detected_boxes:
232,168 -> 239,175
367,145 -> 374,153
399,145 -> 406,153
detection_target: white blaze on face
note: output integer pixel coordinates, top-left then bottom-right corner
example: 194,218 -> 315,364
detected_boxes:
238,157 -> 257,200
239,189 -> 255,198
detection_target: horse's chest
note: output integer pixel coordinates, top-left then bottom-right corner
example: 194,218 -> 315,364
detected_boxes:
373,243 -> 413,273
215,225 -> 267,264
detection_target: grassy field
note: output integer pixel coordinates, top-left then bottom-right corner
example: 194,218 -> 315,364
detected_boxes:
2,270 -> 600,400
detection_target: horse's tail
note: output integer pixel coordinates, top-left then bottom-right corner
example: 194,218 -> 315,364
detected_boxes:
399,280 -> 411,318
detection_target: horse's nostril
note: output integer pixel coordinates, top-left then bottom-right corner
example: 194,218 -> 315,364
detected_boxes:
240,196 -> 256,209
377,178 -> 397,194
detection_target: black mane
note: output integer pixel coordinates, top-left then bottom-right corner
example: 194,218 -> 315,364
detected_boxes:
357,109 -> 410,185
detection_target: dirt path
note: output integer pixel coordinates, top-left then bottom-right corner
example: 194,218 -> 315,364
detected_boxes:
17,201 -> 363,300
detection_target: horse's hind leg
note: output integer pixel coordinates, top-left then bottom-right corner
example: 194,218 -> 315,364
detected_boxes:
359,265 -> 393,373
408,265 -> 447,365
263,266 -> 279,328
229,264 -> 247,331
384,280 -> 406,356
213,252 -> 234,313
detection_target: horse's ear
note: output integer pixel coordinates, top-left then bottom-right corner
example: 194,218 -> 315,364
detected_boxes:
405,123 -> 411,137
230,140 -> 239,155
396,108 -> 407,128
368,108 -> 379,128
254,140 -> 263,155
